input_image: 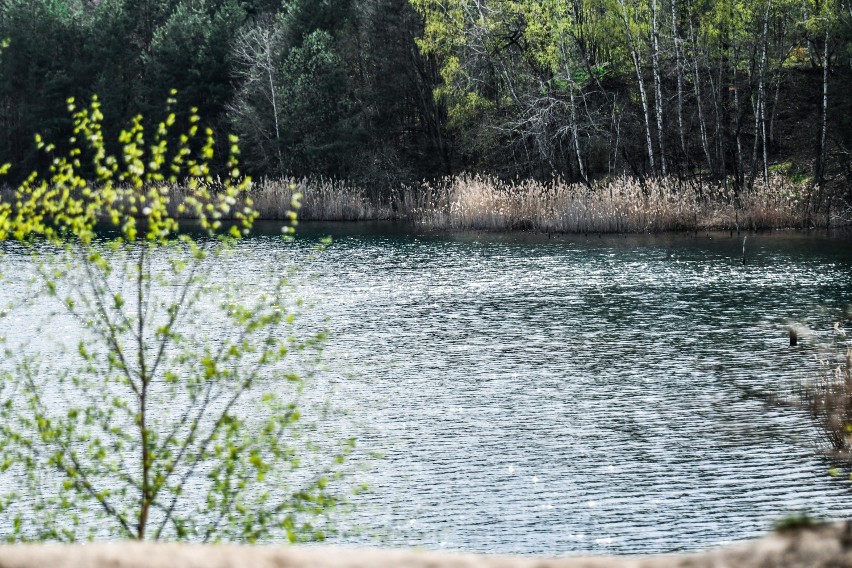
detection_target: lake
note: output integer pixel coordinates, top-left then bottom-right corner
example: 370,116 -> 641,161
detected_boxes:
3,224 -> 852,554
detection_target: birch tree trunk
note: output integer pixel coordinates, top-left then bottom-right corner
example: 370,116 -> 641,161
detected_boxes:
618,0 -> 656,174
748,3 -> 770,190
568,84 -> 587,181
229,23 -> 285,172
759,6 -> 770,187
687,2 -> 715,175
671,0 -> 687,166
651,0 -> 667,175
732,61 -> 745,190
815,26 -> 830,194
708,59 -> 724,177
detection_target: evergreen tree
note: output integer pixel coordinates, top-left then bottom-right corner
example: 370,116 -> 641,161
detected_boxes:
0,0 -> 89,177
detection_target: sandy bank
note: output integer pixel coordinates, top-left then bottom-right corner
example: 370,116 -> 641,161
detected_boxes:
0,522 -> 849,568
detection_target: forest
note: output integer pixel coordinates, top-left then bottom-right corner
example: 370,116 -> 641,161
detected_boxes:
0,0 -> 851,202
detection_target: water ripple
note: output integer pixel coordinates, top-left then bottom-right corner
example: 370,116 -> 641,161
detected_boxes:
280,228 -> 852,555
3,227 -> 852,554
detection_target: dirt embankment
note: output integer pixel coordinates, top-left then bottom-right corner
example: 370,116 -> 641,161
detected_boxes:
0,522 -> 850,568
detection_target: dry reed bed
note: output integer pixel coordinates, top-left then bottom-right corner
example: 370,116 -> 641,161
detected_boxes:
0,174 -> 823,233
414,175 -> 813,232
222,175 -> 814,233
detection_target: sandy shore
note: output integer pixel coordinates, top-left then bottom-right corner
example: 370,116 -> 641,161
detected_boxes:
0,522 -> 849,568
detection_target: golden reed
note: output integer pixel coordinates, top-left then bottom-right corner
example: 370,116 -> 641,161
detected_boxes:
801,347 -> 852,455
1,174 -> 835,232
224,175 -> 822,232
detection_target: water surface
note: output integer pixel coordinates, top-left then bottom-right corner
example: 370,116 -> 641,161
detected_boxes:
4,225 -> 852,554
287,225 -> 852,554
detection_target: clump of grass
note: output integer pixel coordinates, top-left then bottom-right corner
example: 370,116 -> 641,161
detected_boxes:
162,177 -> 398,221
169,177 -> 413,221
249,177 -> 400,221
774,513 -> 818,533
802,347 -> 852,455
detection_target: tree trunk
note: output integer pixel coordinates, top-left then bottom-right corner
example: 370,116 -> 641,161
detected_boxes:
568,85 -> 587,182
671,0 -> 687,167
619,0 -> 656,174
263,33 -> 284,171
137,246 -> 150,541
733,62 -> 746,190
651,0 -> 667,175
759,12 -> 770,187
687,3 -> 714,175
707,58 -> 724,178
815,26 -> 830,196
748,2 -> 770,189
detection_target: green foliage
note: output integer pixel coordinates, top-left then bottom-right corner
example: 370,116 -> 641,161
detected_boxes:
278,29 -> 362,173
0,0 -> 88,177
2,0 -> 852,185
408,0 -> 852,181
0,97 -> 351,542
0,0 -> 442,185
145,1 -> 247,125
280,0 -> 355,45
768,162 -> 812,185
229,11 -> 363,178
773,513 -> 818,532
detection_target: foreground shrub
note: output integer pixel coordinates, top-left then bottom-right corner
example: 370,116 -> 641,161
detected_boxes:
0,96 -> 350,542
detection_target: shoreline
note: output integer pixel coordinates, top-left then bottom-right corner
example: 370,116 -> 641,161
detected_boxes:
202,175 -> 846,234
3,174 -> 849,235
0,522 -> 848,567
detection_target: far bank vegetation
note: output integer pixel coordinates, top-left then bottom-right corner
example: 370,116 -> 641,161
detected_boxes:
1,174 -> 835,233
163,174 -> 830,233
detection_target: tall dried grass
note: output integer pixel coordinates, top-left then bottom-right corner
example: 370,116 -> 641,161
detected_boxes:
2,173 -> 827,233
219,174 -> 816,232
249,178 -> 399,221
414,174 -> 813,232
802,348 -> 852,455
163,177 -> 403,221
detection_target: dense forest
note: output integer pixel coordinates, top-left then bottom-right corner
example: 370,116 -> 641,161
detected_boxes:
0,0 -> 851,197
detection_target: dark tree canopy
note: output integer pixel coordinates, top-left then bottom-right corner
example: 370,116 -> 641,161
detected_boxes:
1,0 -> 851,194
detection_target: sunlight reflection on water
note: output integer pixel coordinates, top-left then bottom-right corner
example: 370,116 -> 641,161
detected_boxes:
3,226 -> 852,554
284,227 -> 852,555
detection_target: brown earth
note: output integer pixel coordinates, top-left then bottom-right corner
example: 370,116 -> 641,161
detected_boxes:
0,522 -> 850,568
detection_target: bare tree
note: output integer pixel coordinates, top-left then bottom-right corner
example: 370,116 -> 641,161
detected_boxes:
671,0 -> 688,166
616,0 -> 656,174
650,0 -> 667,175
228,19 -> 286,173
815,24 -> 831,193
